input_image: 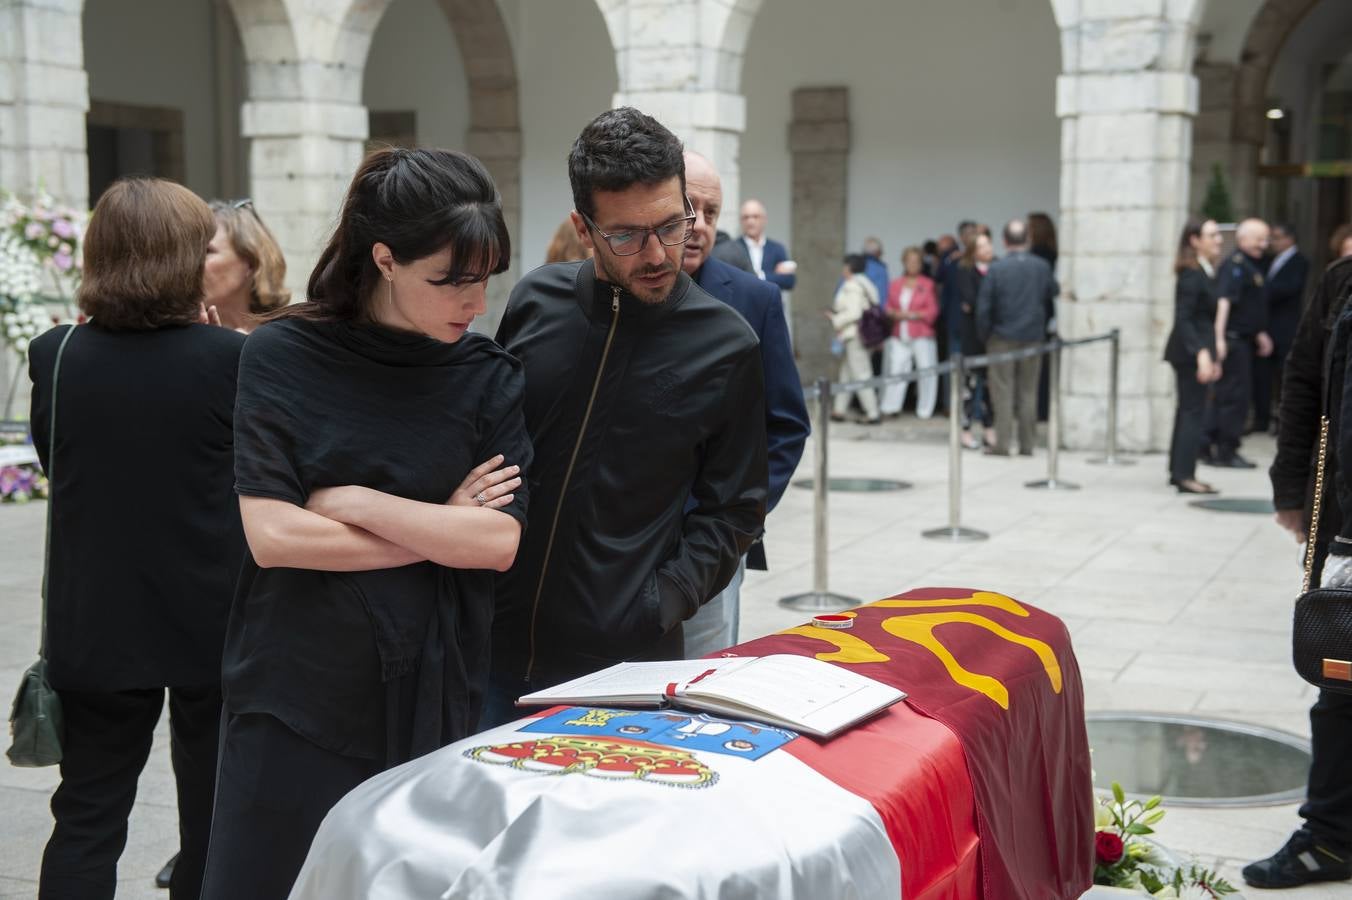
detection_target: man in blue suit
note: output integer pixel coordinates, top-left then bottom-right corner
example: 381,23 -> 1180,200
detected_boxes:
739,198 -> 797,292
684,152 -> 810,657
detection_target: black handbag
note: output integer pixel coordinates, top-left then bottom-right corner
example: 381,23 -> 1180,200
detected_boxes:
1293,415 -> 1352,695
7,324 -> 76,766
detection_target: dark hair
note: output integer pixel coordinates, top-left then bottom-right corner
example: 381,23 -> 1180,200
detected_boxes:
1272,222 -> 1297,242
284,147 -> 509,321
923,240 -> 938,255
1174,217 -> 1209,274
957,219 -> 976,235
1028,212 -> 1057,254
1003,219 -> 1028,246
77,177 -> 215,331
568,107 -> 685,221
844,253 -> 867,275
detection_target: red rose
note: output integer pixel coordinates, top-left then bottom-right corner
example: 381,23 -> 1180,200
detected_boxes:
1095,831 -> 1125,865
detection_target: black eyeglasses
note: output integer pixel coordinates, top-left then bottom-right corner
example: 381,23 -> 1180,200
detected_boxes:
580,197 -> 696,256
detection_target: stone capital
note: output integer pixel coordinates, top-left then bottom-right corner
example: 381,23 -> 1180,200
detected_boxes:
241,99 -> 368,141
1056,71 -> 1197,118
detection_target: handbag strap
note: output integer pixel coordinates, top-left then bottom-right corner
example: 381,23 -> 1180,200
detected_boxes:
38,325 -> 77,658
1303,416 -> 1330,594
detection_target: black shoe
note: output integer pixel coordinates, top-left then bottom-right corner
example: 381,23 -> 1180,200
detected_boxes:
1172,479 -> 1218,495
1243,830 -> 1351,889
155,853 -> 178,890
1213,453 -> 1258,469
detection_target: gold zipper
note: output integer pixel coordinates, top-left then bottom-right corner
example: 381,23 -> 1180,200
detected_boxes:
525,286 -> 622,681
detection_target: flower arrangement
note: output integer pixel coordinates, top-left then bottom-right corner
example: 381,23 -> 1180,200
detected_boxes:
0,189 -> 85,295
1094,783 -> 1237,898
0,430 -> 45,503
0,189 -> 87,419
0,463 -> 47,503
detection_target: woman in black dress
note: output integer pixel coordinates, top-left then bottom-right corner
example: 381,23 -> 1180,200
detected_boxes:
29,178 -> 246,900
1164,218 -> 1224,494
201,148 -> 532,899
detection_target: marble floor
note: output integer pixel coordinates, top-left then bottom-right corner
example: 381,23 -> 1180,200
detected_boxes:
0,412 -> 1342,897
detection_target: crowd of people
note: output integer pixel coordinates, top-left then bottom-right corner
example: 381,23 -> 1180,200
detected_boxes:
826,217 -> 1059,461
23,107 -> 813,900
1165,216 -> 1352,495
19,96 -> 1352,899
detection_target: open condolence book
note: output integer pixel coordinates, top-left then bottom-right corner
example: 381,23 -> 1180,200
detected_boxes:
517,655 -> 905,738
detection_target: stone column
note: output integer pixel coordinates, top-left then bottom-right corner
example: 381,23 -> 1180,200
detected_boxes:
228,0 -> 374,301
0,0 -> 89,209
598,0 -> 752,216
789,87 -> 848,385
1055,0 -> 1202,451
241,90 -> 368,299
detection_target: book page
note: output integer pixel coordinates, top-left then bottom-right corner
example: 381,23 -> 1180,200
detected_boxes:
681,655 -> 904,736
518,657 -> 754,706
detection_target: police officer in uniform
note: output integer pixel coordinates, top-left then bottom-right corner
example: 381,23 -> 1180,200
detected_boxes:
1203,218 -> 1275,468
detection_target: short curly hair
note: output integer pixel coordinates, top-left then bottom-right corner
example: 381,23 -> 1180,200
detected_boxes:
568,107 -> 685,222
77,178 -> 215,330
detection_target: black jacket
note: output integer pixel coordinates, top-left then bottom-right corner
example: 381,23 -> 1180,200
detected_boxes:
1267,251 -> 1309,347
1271,257 -> 1352,537
975,250 -> 1058,344
493,259 -> 768,685
1164,267 -> 1218,367
28,323 -> 247,691
952,264 -> 986,356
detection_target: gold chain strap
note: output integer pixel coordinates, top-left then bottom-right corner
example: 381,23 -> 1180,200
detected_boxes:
1304,415 -> 1331,594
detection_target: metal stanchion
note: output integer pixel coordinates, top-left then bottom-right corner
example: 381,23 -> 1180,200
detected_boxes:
923,354 -> 988,542
1088,328 -> 1134,466
1026,339 -> 1080,490
779,377 -> 860,612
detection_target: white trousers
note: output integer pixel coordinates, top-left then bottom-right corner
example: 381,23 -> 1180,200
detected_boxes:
832,339 -> 880,419
881,336 -> 938,418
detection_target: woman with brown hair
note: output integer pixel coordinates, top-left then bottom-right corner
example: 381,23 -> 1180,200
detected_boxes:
544,215 -> 591,264
203,199 -> 291,331
1164,218 -> 1224,494
28,177 -> 247,899
200,147 -> 531,899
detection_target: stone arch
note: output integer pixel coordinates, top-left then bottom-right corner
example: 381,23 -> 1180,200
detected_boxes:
1231,0 -> 1322,146
436,0 -> 522,270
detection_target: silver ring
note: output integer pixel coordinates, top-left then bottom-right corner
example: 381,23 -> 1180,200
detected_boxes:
475,492 -> 488,505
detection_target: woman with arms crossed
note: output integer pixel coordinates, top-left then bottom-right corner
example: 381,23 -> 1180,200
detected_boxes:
201,148 -> 531,899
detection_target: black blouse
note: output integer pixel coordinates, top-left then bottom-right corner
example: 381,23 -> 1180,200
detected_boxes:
28,322 -> 247,691
1164,266 -> 1219,367
223,317 -> 531,762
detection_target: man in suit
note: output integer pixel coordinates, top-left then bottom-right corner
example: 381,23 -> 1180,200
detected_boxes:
740,199 -> 797,292
1254,222 -> 1310,433
1203,217 -> 1274,467
711,229 -> 754,273
684,151 -> 811,657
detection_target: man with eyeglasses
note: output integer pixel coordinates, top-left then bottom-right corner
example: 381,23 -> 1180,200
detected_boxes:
484,108 -> 768,724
